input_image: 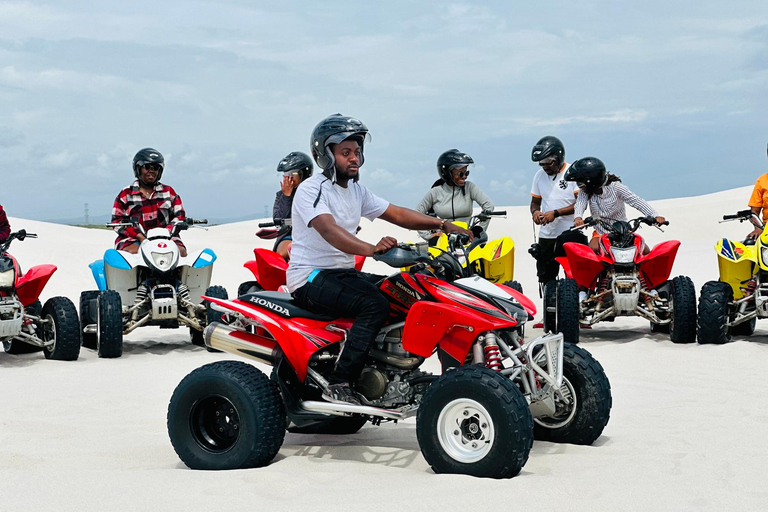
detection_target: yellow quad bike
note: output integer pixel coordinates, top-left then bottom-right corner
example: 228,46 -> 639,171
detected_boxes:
697,209 -> 766,344
419,210 -> 522,291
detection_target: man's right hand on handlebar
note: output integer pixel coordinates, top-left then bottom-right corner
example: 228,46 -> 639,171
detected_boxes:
372,236 -> 398,256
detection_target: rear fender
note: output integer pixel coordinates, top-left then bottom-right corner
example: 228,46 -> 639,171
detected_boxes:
562,242 -> 604,289
204,295 -> 350,381
244,249 -> 288,291
16,264 -> 56,306
468,236 -> 515,283
402,301 -> 509,364
637,240 -> 680,289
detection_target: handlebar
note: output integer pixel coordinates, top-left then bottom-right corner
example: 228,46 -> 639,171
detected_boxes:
0,230 -> 37,252
258,222 -> 275,228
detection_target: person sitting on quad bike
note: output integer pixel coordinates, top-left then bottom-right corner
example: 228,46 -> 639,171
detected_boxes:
529,136 -> 581,328
287,113 -> 471,406
0,204 -> 10,243
112,148 -> 188,257
416,149 -> 494,246
567,157 -> 666,254
272,151 -> 314,260
745,143 -> 768,241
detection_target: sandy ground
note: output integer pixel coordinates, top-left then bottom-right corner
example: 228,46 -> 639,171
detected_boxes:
1,186 -> 766,512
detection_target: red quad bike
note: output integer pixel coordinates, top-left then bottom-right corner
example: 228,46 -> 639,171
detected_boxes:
238,218 -> 364,296
0,230 -> 81,360
167,244 -> 611,478
548,216 -> 696,345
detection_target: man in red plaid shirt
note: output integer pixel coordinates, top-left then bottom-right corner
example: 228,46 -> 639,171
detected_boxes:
111,148 -> 188,256
0,204 -> 10,243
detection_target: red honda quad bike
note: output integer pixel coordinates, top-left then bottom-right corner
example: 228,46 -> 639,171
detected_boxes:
167,244 -> 611,478
548,216 -> 696,345
238,218 -> 364,296
0,230 -> 81,360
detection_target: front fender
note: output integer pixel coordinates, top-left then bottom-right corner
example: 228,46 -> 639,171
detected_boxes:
562,242 -> 604,289
89,260 -> 107,291
16,264 -> 57,306
637,240 -> 680,289
402,301 -> 515,364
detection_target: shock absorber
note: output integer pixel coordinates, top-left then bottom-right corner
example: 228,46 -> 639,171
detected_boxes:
742,278 -> 757,297
483,332 -> 502,371
177,284 -> 191,303
134,284 -> 149,304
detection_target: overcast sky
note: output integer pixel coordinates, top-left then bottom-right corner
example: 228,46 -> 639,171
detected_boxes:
1,1 -> 767,223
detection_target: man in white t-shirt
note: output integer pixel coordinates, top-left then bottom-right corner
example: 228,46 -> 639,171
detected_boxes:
529,136 -> 580,327
288,114 -> 470,405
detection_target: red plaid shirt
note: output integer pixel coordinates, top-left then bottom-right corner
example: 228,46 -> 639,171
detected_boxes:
0,205 -> 10,243
111,180 -> 186,250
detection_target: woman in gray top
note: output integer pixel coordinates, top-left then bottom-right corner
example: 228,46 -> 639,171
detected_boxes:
416,149 -> 495,244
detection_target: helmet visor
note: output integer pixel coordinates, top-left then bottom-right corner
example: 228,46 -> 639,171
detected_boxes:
449,163 -> 474,179
326,131 -> 371,147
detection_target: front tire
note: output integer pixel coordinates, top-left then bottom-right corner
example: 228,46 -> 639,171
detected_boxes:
237,281 -> 263,297
669,276 -> 696,344
416,366 -> 533,479
731,317 -> 757,336
41,297 -> 81,361
97,290 -> 123,358
697,281 -> 732,345
192,286 -> 229,350
79,290 -> 100,349
533,343 -> 612,445
503,280 -> 523,294
543,280 -> 557,333
557,278 -> 580,344
167,360 -> 286,470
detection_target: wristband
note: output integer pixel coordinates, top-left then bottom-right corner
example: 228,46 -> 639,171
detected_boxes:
553,209 -> 560,218
439,219 -> 447,231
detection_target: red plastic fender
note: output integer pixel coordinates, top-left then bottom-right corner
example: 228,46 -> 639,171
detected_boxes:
16,264 -> 57,306
402,301 -> 516,363
562,242 -> 605,289
243,248 -> 288,291
637,240 -> 681,289
354,255 -> 366,271
495,283 -> 537,317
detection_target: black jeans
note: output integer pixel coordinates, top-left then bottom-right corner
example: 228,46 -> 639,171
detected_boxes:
537,230 -> 589,291
292,269 -> 389,385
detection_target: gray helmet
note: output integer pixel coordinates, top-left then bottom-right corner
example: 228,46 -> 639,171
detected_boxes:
133,148 -> 164,184
310,114 -> 370,180
277,151 -> 314,180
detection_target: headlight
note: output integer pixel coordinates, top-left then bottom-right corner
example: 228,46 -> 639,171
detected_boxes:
761,246 -> 768,265
611,247 -> 637,264
0,269 -> 14,288
151,251 -> 175,271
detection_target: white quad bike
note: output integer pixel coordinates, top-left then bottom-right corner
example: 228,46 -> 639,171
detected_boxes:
80,218 -> 227,358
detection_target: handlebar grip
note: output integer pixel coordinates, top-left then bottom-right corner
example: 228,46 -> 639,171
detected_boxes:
258,222 -> 276,228
722,214 -> 739,220
487,210 -> 507,216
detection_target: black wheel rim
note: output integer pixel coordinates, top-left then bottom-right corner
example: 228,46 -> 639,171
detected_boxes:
190,395 -> 241,453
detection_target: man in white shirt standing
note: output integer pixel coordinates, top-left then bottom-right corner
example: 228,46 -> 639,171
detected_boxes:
288,114 -> 470,405
529,136 -> 580,328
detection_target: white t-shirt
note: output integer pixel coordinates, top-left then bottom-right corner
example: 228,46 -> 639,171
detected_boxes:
286,173 -> 390,292
530,163 -> 579,238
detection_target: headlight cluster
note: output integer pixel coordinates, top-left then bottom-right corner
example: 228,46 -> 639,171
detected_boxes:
611,247 -> 637,264
761,247 -> 768,266
0,269 -> 15,289
151,252 -> 175,272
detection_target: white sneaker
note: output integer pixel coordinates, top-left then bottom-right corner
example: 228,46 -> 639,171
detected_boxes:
578,291 -> 587,302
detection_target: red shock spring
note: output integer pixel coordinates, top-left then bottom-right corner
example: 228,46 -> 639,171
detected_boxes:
744,279 -> 757,296
483,342 -> 502,371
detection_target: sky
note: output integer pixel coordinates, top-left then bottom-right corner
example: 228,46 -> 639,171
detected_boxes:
1,1 -> 767,223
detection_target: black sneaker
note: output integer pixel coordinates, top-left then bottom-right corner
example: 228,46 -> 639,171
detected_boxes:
322,383 -> 362,406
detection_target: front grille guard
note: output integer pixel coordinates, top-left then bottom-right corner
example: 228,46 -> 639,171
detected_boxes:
498,332 -> 564,391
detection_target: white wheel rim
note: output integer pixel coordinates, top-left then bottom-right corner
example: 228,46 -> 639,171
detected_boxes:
43,313 -> 56,353
436,398 -> 495,463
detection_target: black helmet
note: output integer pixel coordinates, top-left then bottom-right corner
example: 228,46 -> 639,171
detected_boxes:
310,114 -> 370,179
531,136 -> 565,168
437,149 -> 474,185
133,148 -> 164,184
277,151 -> 314,180
564,157 -> 607,195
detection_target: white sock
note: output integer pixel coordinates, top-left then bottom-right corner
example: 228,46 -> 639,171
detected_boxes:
579,291 -> 587,302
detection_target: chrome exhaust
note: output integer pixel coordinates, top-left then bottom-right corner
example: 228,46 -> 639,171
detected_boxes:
203,322 -> 280,365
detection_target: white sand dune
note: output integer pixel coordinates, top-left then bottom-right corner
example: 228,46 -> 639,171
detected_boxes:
1,186 -> 766,512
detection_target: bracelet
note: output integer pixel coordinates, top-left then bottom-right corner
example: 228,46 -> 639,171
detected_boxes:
553,209 -> 560,218
439,219 -> 447,231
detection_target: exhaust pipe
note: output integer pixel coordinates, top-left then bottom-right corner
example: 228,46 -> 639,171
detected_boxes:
204,322 -> 280,365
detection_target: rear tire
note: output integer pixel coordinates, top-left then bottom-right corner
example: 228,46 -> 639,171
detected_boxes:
41,297 -> 81,361
533,343 -> 611,445
79,290 -> 99,349
543,280 -> 557,333
237,281 -> 263,297
731,317 -> 757,336
697,281 -> 732,345
503,280 -> 523,294
167,360 -> 286,470
97,290 -> 123,358
556,278 -> 580,344
417,366 -> 533,479
669,276 -> 696,344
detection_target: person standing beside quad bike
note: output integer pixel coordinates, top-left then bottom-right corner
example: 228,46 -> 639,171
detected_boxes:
0,204 -> 10,243
111,148 -> 188,257
271,151 -> 314,260
528,136 -> 583,329
415,149 -> 494,246
287,113 -> 471,406
745,143 -> 768,241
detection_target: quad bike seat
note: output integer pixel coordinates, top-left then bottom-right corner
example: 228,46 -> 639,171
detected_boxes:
239,291 -> 335,321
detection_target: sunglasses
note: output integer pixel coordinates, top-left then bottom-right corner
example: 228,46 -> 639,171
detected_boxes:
283,171 -> 300,178
452,170 -> 470,178
142,163 -> 162,171
538,158 -> 558,166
